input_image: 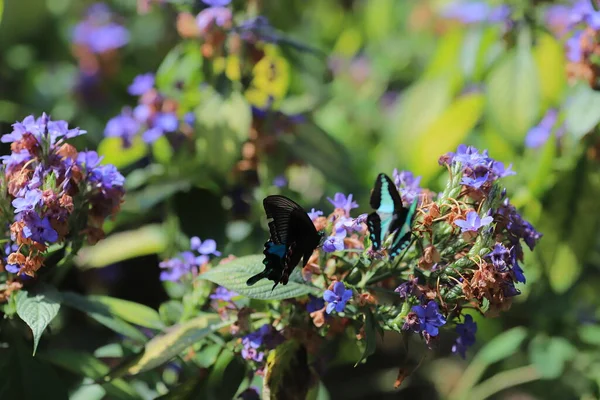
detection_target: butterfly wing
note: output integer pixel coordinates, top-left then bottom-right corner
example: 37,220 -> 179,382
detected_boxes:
368,173 -> 404,248
280,208 -> 320,284
367,212 -> 382,251
263,195 -> 305,245
388,198 -> 418,259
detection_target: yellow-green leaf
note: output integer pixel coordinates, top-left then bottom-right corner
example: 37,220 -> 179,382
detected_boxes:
411,92 -> 484,183
107,315 -> 224,378
534,33 -> 566,108
98,136 -> 147,170
477,326 -> 527,364
263,340 -> 315,400
15,286 -> 61,355
548,242 -> 581,294
88,295 -> 165,330
75,224 -> 167,268
151,136 -> 173,164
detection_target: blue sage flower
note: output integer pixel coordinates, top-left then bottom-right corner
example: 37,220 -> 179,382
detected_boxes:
323,282 -> 352,314
307,208 -> 323,221
452,314 -> 477,358
128,73 -> 155,96
411,301 -> 446,337
454,211 -> 493,233
322,227 -> 346,253
327,193 -> 358,216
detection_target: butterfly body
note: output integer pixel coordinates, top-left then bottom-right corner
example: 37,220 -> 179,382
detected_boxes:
367,173 -> 418,259
247,195 -> 322,288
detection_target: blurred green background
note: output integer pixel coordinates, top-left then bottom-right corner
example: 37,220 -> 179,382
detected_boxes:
3,0 -> 600,399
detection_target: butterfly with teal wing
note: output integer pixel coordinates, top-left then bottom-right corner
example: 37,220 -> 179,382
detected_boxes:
367,173 -> 418,259
247,195 -> 324,289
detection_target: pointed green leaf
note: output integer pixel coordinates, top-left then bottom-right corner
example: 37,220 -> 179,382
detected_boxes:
485,30 -> 540,143
263,340 -> 315,400
204,349 -> 247,400
355,309 -> 378,366
39,349 -> 140,400
198,255 -> 323,300
565,82 -> 600,139
15,286 -> 61,355
98,136 -> 147,170
75,224 -> 167,268
107,314 -> 225,378
477,326 -> 527,364
89,295 -> 165,330
411,92 -> 484,182
528,335 -> 576,379
548,242 -> 581,294
61,292 -> 148,343
533,33 -> 567,107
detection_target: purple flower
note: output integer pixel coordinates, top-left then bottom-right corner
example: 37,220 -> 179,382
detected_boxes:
488,243 -> 509,271
241,324 -> 271,362
133,104 -> 151,121
21,213 -> 59,244
323,281 -> 352,314
307,208 -> 323,221
306,295 -> 325,313
77,151 -> 103,170
183,112 -> 195,126
210,286 -> 237,301
327,193 -> 358,216
489,161 -> 516,178
411,301 -> 446,337
525,109 -> 560,149
393,169 -> 422,205
203,0 -> 231,5
90,164 -> 125,189
394,278 -> 418,298
461,173 -> 489,189
105,109 -> 140,147
2,114 -> 86,146
322,227 -> 346,253
142,127 -> 163,143
452,314 -> 477,358
1,150 -> 32,173
338,213 -> 368,233
454,211 -> 493,233
128,73 -> 155,96
498,200 -> 542,251
273,175 -> 287,188
510,247 -> 526,284
441,2 -> 510,24
190,237 -> 221,256
196,7 -> 232,33
72,3 -> 129,53
12,189 -> 43,214
154,113 -> 179,132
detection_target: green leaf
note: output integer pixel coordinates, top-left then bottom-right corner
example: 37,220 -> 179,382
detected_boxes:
263,340 -> 315,400
156,42 -> 203,96
39,349 -> 140,400
526,129 -> 557,198
485,30 -> 540,144
121,180 -> 192,213
61,292 -> 148,343
423,27 -> 464,93
578,324 -> 600,345
548,242 -> 581,294
528,335 -> 576,379
411,92 -> 484,183
477,326 -> 527,364
75,224 -> 167,268
159,300 -> 184,326
355,309 -> 378,366
533,33 -> 567,107
565,82 -> 600,139
107,314 -> 224,378
204,349 -> 247,400
89,295 -> 165,330
221,92 -> 252,141
15,286 -> 61,355
152,136 -> 174,164
98,136 -> 147,170
280,121 -> 359,191
155,376 -> 203,400
0,0 -> 4,26
198,254 -> 323,300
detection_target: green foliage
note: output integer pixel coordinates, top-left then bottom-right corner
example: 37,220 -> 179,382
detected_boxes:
199,254 -> 323,300
15,285 -> 61,355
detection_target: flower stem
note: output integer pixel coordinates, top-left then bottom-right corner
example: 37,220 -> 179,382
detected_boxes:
468,365 -> 541,400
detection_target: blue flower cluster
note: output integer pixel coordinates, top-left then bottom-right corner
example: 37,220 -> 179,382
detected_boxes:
159,237 -> 220,281
72,3 -> 129,54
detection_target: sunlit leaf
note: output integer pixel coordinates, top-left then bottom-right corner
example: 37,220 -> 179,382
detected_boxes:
477,326 -> 527,364
15,285 -> 61,355
578,324 -> 600,345
75,224 -> 167,268
548,243 -> 581,294
424,27 -> 464,93
39,349 -> 140,400
61,292 -> 148,343
411,92 -> 484,183
198,255 -> 322,300
152,136 -> 174,164
263,340 -> 315,400
533,33 -> 567,108
98,136 -> 147,170
528,335 -> 576,379
89,295 -> 165,330
121,180 -> 192,213
565,82 -> 600,140
485,29 -> 540,144
107,315 -> 224,378
156,42 -> 203,96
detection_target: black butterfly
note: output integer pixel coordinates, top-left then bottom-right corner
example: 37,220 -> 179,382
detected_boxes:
367,173 -> 418,259
247,195 -> 324,288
